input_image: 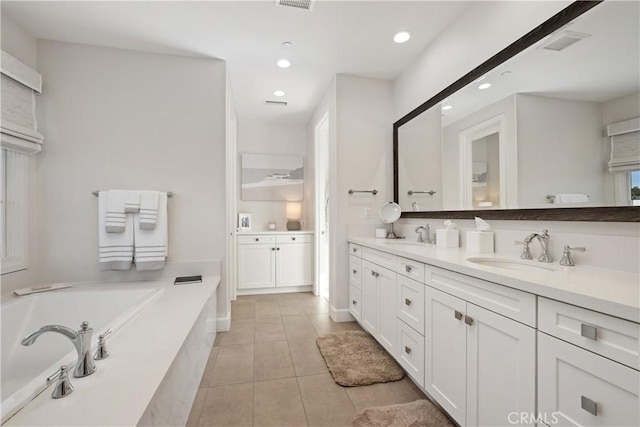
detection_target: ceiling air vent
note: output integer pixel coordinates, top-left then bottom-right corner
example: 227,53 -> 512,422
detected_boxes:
275,0 -> 315,11
540,30 -> 591,51
265,100 -> 288,106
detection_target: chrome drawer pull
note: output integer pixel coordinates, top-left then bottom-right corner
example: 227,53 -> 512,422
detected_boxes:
454,311 -> 463,320
405,265 -> 412,273
353,248 -> 357,253
405,298 -> 412,306
292,237 -> 296,241
464,315 -> 474,326
352,300 -> 357,305
255,238 -> 259,242
405,346 -> 412,354
581,324 -> 597,341
581,396 -> 597,416
353,269 -> 357,274
371,271 -> 379,278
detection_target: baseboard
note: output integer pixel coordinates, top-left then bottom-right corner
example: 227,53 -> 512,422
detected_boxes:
330,304 -> 355,322
216,313 -> 231,332
236,285 -> 313,296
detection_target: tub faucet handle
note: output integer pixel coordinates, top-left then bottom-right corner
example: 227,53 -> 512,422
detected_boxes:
95,328 -> 112,360
47,365 -> 74,399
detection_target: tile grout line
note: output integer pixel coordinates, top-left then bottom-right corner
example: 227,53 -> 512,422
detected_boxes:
285,309 -> 312,427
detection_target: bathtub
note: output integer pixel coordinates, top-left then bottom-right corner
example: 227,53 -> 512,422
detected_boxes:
1,277 -> 218,426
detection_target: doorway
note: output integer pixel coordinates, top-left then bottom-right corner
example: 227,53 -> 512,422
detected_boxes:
314,113 -> 330,302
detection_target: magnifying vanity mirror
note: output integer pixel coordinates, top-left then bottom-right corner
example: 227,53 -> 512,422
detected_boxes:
379,202 -> 402,239
394,1 -> 640,222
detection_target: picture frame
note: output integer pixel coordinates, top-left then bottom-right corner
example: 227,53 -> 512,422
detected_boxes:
241,153 -> 304,201
238,213 -> 252,232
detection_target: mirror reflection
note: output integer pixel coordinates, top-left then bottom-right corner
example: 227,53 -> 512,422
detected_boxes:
398,1 -> 640,212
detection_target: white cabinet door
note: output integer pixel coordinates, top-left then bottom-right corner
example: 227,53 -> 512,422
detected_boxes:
377,265 -> 397,356
538,332 -> 639,427
425,286 -> 467,426
466,303 -> 536,427
361,261 -> 379,336
238,244 -> 275,289
276,242 -> 313,287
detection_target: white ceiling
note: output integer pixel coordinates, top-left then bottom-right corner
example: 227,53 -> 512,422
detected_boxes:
2,0 -> 471,126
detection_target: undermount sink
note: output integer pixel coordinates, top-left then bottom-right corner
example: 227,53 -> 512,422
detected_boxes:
467,257 -> 558,272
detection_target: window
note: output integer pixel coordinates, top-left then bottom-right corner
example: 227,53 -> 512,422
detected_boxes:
632,170 -> 640,206
0,148 -> 28,274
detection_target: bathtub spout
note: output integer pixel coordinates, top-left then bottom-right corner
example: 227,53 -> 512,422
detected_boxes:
21,321 -> 96,378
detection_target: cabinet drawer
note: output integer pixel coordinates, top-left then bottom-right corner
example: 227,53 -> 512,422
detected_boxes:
396,275 -> 425,335
539,297 -> 639,370
397,319 -> 425,387
349,285 -> 362,322
538,332 -> 639,427
425,265 -> 536,327
276,234 -> 313,244
238,235 -> 276,245
349,243 -> 362,257
362,247 -> 396,271
396,256 -> 425,283
350,255 -> 362,289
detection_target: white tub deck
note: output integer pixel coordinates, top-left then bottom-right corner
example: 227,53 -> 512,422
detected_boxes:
3,276 -> 219,426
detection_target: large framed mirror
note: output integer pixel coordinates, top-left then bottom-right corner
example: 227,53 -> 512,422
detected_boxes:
394,0 -> 640,222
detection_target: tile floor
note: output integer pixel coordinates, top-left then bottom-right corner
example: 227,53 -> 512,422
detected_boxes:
186,292 -> 428,427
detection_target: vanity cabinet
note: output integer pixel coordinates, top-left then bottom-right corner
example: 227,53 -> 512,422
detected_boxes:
237,232 -> 313,293
361,260 -> 397,355
537,298 -> 640,427
425,286 -> 536,427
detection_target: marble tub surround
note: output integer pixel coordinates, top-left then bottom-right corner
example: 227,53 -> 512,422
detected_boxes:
349,236 -> 639,322
4,277 -> 219,426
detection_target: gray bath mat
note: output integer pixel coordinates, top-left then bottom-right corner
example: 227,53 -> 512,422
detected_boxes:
352,399 -> 454,427
316,330 -> 404,386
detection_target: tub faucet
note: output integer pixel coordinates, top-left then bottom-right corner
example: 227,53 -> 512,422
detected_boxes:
522,229 -> 553,263
22,321 -> 96,378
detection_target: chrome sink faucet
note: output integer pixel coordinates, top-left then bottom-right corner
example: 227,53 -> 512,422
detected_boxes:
415,225 -> 435,244
521,229 -> 553,263
22,321 -> 96,378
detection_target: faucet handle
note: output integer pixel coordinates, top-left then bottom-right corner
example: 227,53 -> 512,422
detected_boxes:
95,329 -> 112,360
47,365 -> 74,399
515,241 -> 533,260
559,245 -> 586,266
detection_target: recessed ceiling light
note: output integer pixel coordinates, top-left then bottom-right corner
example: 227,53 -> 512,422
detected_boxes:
277,59 -> 291,68
478,83 -> 492,90
282,41 -> 293,48
442,105 -> 453,111
273,90 -> 286,97
393,31 -> 411,44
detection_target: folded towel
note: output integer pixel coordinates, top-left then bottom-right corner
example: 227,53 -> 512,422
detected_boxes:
99,192 -> 134,270
139,191 -> 160,230
106,190 -> 128,233
125,191 -> 141,213
134,192 -> 168,271
555,193 -> 588,203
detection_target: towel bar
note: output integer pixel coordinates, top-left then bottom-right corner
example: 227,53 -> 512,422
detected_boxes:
92,191 -> 173,197
348,189 -> 378,195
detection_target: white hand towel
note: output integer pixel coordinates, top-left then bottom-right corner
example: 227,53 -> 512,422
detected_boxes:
106,190 -> 128,233
139,191 -> 160,230
134,192 -> 168,271
555,193 -> 588,203
125,191 -> 141,213
99,192 -> 134,270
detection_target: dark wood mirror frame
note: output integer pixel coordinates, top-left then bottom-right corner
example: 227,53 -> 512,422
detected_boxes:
393,0 -> 639,222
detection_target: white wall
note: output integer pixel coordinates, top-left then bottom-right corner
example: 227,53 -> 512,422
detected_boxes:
517,94 -> 607,207
33,41 -> 227,299
236,120 -> 307,231
0,12 -> 39,293
602,91 -> 640,126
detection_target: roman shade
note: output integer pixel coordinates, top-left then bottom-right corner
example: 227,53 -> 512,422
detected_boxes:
608,117 -> 640,174
1,50 -> 44,155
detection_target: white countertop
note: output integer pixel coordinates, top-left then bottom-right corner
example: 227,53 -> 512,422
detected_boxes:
4,276 -> 219,426
237,230 -> 313,235
349,237 -> 639,323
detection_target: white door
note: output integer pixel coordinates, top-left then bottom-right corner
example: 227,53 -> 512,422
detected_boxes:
361,260 -> 379,335
376,266 -> 397,356
314,113 -> 330,300
238,244 -> 275,289
466,304 -> 536,427
276,242 -> 313,287
425,286 -> 467,425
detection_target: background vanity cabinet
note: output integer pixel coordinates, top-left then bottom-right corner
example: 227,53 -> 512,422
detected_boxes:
425,278 -> 536,427
349,244 -> 363,322
537,298 -> 640,427
238,232 -> 313,293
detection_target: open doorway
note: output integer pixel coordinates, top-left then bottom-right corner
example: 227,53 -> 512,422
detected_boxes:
314,113 -> 330,302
